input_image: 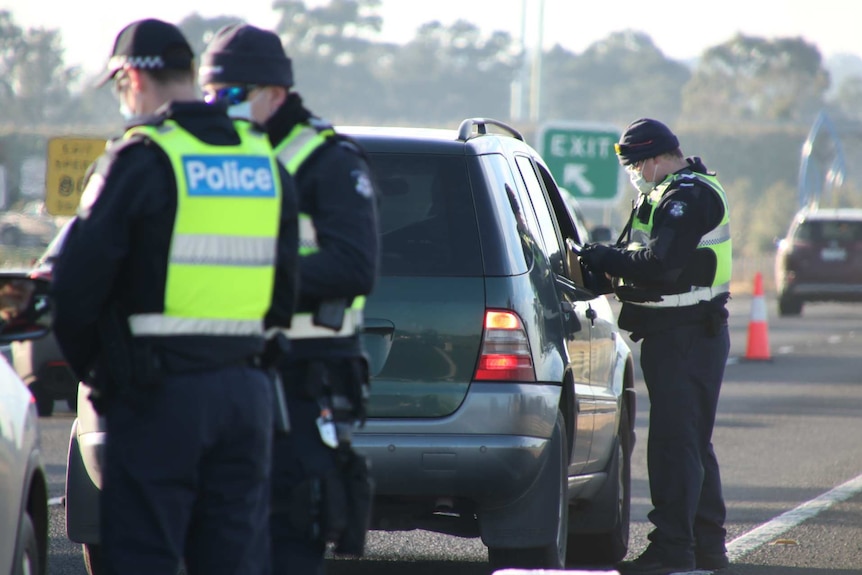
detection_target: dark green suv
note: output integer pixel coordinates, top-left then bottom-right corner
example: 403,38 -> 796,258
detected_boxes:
347,119 -> 636,569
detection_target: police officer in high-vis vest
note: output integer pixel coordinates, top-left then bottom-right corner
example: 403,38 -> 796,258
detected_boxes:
198,24 -> 379,575
578,119 -> 731,575
50,19 -> 299,575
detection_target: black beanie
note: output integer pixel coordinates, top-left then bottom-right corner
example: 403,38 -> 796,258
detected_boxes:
199,24 -> 294,88
614,118 -> 680,166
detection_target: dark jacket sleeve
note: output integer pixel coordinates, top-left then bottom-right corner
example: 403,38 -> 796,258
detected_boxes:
265,164 -> 300,327
50,141 -> 170,379
298,141 -> 380,301
599,180 -> 724,284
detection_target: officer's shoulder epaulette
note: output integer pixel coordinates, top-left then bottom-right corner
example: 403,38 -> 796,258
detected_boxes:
307,116 -> 334,134
308,117 -> 364,154
105,132 -> 149,157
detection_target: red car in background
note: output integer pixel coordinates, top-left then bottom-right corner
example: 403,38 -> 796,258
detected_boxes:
775,207 -> 862,316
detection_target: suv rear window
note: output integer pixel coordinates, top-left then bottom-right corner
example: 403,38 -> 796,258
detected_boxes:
795,220 -> 862,242
369,153 -> 483,277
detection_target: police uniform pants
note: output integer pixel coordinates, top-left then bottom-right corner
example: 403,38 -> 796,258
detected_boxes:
269,361 -> 343,575
101,365 -> 274,575
639,321 -> 729,566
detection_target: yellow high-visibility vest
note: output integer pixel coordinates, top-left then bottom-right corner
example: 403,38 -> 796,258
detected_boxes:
274,123 -> 364,339
125,120 -> 282,336
621,171 -> 732,307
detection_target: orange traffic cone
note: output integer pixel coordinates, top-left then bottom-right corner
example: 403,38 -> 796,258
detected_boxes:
744,272 -> 772,361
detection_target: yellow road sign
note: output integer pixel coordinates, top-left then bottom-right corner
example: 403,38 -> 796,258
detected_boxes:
45,137 -> 106,216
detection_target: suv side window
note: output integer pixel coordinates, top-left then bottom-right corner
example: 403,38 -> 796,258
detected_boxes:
535,163 -> 589,246
367,153 -> 483,277
515,155 -> 565,277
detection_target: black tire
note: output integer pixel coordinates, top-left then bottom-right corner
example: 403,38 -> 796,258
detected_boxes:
13,512 -> 40,575
83,543 -> 104,575
488,409 -> 568,570
778,294 -> 803,317
31,383 -> 55,417
566,400 -> 632,566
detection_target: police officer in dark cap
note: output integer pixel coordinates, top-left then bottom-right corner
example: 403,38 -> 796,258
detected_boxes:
578,118 -> 731,575
199,24 -> 379,575
51,18 -> 299,575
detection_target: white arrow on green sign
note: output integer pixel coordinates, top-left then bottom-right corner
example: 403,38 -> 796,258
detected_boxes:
537,123 -> 622,204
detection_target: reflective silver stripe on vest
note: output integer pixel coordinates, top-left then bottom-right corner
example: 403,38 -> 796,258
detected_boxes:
269,308 -> 363,340
698,221 -> 730,247
629,283 -> 731,308
171,234 -> 276,266
278,127 -> 322,175
128,314 -> 264,336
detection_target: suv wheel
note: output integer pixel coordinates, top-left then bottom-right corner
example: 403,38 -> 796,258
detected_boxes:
566,400 -> 632,565
13,512 -> 40,575
31,382 -> 55,417
487,409 -> 568,569
778,294 -> 803,317
83,543 -> 104,575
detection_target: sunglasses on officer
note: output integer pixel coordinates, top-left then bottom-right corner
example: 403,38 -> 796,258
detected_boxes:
202,85 -> 260,105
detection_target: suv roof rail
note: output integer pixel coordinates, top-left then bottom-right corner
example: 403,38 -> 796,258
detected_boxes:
457,118 -> 524,142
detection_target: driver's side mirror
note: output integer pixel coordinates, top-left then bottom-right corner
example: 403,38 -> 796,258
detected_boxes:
0,273 -> 51,344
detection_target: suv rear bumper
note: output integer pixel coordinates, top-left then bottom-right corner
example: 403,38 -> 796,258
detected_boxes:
782,283 -> 862,301
353,382 -> 562,506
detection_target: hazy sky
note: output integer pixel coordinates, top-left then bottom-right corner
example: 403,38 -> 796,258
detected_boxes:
4,0 -> 860,76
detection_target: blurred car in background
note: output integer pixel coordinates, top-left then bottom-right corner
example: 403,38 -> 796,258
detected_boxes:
775,207 -> 862,316
0,201 -> 59,248
0,272 -> 53,575
12,219 -> 76,416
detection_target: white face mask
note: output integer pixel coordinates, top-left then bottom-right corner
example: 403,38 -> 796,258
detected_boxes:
627,165 -> 653,195
227,100 -> 252,120
119,99 -> 135,121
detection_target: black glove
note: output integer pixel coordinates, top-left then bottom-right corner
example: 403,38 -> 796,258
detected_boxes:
579,242 -> 613,271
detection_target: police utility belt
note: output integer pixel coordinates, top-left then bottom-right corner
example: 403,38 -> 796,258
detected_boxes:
621,285 -> 729,308
272,307 -> 363,339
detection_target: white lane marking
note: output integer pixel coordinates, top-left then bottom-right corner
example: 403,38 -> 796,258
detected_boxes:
48,496 -> 63,506
727,473 -> 862,561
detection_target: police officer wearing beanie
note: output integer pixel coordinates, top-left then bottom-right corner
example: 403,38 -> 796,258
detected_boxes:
199,24 -> 379,575
51,18 -> 299,575
578,118 -> 731,575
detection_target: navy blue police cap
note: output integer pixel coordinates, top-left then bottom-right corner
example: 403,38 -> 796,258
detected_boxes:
199,24 -> 294,88
96,19 -> 194,86
614,118 -> 680,166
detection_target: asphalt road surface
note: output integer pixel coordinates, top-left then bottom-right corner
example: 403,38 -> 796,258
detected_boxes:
38,293 -> 862,574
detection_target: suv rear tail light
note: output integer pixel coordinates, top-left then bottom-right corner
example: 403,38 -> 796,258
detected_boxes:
474,310 -> 535,382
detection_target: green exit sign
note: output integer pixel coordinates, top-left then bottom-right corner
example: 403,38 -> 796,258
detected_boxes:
537,123 -> 622,204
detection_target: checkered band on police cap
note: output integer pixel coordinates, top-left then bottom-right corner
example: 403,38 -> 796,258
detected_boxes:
96,19 -> 194,86
614,118 -> 680,166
